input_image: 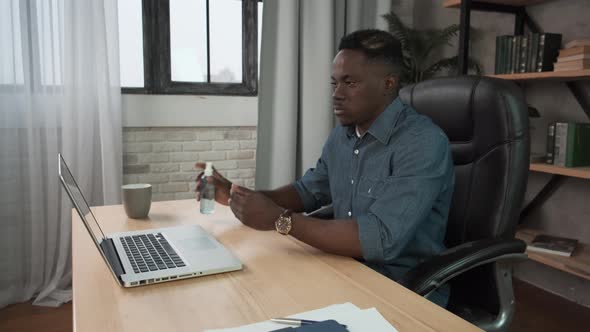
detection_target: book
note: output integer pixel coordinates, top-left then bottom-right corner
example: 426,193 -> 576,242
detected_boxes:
506,35 -> 514,74
554,122 -> 567,166
528,234 -> 578,257
565,38 -> 590,49
553,59 -> 590,71
536,33 -> 563,72
512,35 -> 521,74
527,33 -> 539,73
519,35 -> 529,73
553,122 -> 590,167
567,123 -> 590,167
554,122 -> 568,166
270,320 -> 347,332
546,123 -> 556,164
500,35 -> 512,74
556,53 -> 590,63
495,35 -> 502,74
558,45 -> 590,58
518,36 -> 532,73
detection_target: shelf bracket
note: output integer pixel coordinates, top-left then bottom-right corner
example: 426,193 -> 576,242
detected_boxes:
457,2 -> 542,74
458,0 -> 472,75
522,10 -> 542,34
520,174 -> 566,223
566,82 -> 590,121
514,8 -> 525,35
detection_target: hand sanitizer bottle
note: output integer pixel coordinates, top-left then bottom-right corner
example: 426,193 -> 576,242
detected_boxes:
200,162 -> 215,214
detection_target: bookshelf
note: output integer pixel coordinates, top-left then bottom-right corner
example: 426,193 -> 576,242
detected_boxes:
530,163 -> 590,179
489,69 -> 590,82
445,0 -> 590,284
516,228 -> 590,281
443,0 -> 551,9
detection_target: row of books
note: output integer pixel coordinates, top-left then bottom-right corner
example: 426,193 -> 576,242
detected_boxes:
494,33 -> 562,74
545,122 -> 590,167
554,43 -> 590,72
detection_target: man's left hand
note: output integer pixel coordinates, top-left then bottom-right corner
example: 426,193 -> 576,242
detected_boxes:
229,184 -> 284,231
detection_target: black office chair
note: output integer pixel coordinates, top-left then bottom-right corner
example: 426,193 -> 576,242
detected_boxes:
398,76 -> 530,332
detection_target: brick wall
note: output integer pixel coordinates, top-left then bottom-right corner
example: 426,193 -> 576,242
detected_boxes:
123,127 -> 256,202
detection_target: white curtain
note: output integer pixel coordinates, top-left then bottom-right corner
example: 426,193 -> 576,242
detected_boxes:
255,0 -> 391,190
0,0 -> 122,308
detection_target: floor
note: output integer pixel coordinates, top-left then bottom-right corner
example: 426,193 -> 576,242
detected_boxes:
510,279 -> 590,331
0,279 -> 588,332
0,300 -> 72,332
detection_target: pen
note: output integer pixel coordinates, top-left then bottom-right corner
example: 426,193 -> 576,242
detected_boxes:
270,317 -> 319,326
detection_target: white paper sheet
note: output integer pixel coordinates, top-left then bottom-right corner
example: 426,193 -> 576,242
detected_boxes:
204,302 -> 398,332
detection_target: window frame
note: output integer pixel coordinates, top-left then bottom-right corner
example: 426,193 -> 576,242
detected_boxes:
122,0 -> 259,96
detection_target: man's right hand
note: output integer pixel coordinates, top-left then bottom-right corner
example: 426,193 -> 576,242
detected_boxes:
195,162 -> 232,206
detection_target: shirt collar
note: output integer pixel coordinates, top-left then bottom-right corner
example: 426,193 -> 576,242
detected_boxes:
346,97 -> 404,144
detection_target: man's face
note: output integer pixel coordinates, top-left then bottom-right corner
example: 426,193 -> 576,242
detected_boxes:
331,49 -> 390,128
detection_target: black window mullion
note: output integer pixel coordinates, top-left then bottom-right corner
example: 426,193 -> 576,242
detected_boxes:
206,0 -> 211,83
143,0 -> 156,93
143,0 -> 155,93
156,0 -> 171,93
242,0 -> 257,93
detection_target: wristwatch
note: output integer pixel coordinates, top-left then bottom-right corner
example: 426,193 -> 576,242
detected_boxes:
275,209 -> 293,235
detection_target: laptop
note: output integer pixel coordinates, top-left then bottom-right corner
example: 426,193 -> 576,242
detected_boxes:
58,153 -> 242,287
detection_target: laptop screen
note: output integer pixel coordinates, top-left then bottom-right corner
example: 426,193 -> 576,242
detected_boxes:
58,154 -> 107,247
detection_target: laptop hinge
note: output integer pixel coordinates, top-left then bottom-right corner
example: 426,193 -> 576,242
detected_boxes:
100,239 -> 125,279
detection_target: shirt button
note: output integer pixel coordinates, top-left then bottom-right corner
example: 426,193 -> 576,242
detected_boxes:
348,211 -> 352,217
354,149 -> 359,155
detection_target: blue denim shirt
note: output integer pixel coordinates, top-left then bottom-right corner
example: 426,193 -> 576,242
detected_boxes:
293,97 -> 454,289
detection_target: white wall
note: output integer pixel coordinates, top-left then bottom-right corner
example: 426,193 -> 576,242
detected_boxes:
121,94 -> 258,197
123,94 -> 258,127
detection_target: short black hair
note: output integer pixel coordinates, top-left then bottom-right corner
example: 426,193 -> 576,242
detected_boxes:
338,29 -> 403,75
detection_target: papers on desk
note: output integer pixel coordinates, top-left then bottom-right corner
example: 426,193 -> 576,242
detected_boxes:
204,303 -> 398,332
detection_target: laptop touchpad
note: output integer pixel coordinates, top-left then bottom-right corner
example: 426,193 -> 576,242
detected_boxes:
179,237 -> 217,251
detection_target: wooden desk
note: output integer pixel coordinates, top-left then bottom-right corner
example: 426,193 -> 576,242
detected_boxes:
73,200 -> 481,331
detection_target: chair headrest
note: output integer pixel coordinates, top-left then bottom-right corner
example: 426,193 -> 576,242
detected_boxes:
399,76 -> 528,165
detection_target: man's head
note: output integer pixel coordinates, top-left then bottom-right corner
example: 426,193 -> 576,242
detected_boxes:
332,29 -> 403,131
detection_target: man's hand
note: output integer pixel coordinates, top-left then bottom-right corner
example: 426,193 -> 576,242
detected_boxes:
195,162 -> 232,205
229,184 -> 284,231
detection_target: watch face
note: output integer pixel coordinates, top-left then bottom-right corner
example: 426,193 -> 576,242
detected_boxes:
276,216 -> 291,234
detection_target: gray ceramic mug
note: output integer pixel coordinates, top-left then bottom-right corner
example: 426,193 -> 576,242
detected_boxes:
122,184 -> 152,219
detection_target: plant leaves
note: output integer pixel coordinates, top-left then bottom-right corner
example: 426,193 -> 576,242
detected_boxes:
423,24 -> 459,60
384,10 -> 481,84
422,56 -> 481,80
382,12 -> 410,52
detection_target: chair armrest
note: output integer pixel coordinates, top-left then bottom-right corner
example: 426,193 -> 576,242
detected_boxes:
399,238 -> 527,296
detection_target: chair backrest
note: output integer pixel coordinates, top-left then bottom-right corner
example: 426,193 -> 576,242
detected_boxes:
399,76 -> 530,248
400,77 -> 530,322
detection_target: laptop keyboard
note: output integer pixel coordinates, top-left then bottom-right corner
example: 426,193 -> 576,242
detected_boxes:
121,233 -> 186,274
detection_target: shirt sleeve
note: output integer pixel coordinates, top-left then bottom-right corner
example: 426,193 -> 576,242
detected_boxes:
292,136 -> 334,213
357,128 -> 454,263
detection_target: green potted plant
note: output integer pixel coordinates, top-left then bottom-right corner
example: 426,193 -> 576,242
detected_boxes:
383,11 -> 481,85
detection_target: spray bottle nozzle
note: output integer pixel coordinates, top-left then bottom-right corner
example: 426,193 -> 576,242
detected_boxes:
204,162 -> 214,176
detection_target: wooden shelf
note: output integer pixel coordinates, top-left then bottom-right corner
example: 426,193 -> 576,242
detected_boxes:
443,0 -> 551,8
530,163 -> 590,179
516,228 -> 590,281
488,69 -> 590,82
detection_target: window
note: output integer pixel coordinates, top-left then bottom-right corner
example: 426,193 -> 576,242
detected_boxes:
118,0 -> 261,96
